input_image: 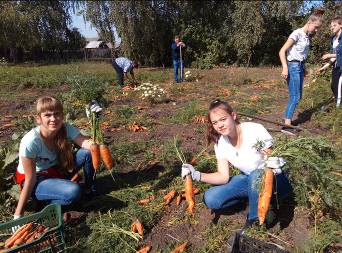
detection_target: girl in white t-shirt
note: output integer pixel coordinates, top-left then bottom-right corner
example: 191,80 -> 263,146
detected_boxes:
279,11 -> 323,132
181,100 -> 292,228
14,96 -> 97,220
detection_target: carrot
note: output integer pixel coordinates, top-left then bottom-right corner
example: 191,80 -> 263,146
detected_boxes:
193,188 -> 200,195
70,172 -> 81,182
131,219 -> 144,236
137,195 -> 155,205
90,144 -> 101,171
99,144 -> 113,170
163,190 -> 176,205
176,195 -> 183,205
5,223 -> 32,248
13,229 -> 31,246
136,245 -> 152,253
184,175 -> 195,214
170,241 -> 188,253
258,168 -> 274,225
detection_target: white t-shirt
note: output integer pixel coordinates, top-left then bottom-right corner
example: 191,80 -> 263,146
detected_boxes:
17,123 -> 80,174
214,122 -> 273,175
332,36 -> 339,53
286,28 -> 310,62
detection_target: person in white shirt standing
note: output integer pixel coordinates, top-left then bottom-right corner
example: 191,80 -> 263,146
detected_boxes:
181,99 -> 292,228
279,11 -> 323,133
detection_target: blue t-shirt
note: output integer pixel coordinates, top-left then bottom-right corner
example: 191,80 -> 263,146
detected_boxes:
17,123 -> 80,173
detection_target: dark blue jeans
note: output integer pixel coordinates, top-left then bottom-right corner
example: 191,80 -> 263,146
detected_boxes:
32,149 -> 96,205
203,170 -> 292,222
112,60 -> 124,87
173,59 -> 183,82
284,62 -> 304,119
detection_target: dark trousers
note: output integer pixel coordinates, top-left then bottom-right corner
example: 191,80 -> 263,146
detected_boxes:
331,66 -> 341,99
112,60 -> 124,87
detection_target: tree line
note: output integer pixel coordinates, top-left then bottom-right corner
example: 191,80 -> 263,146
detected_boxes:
1,1 -> 341,67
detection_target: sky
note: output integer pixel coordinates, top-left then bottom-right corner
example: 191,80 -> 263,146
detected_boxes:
71,12 -> 98,39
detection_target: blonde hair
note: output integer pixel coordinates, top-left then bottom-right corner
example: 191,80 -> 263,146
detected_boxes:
36,96 -> 74,174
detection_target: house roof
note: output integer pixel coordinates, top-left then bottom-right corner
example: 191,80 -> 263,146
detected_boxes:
85,41 -> 105,49
85,40 -> 121,49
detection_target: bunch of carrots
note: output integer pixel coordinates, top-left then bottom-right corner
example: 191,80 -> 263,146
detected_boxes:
0,222 -> 55,252
89,108 -> 114,179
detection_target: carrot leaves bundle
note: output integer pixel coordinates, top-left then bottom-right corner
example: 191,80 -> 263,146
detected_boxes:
174,136 -> 196,214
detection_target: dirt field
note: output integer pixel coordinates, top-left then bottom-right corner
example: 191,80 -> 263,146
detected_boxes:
0,64 -> 341,253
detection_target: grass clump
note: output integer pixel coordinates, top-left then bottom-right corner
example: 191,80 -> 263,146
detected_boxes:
168,101 -> 206,124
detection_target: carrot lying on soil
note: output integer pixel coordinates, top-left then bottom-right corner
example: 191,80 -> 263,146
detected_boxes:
136,245 -> 152,253
258,168 -> 274,225
70,172 -> 81,182
99,144 -> 113,170
184,175 -> 195,214
163,190 -> 176,205
5,223 -> 33,248
90,144 -> 101,171
131,219 -> 144,236
176,195 -> 182,205
137,195 -> 155,205
170,241 -> 188,253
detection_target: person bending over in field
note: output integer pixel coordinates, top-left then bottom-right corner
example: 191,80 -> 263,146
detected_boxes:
14,96 -> 98,220
181,99 -> 293,228
279,10 -> 323,134
111,56 -> 139,89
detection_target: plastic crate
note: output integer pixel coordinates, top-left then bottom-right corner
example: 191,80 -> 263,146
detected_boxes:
0,204 -> 65,253
231,232 -> 290,253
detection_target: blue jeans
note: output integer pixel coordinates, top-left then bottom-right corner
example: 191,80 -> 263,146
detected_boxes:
112,60 -> 124,87
203,170 -> 292,222
173,59 -> 183,82
32,149 -> 96,205
284,62 -> 304,119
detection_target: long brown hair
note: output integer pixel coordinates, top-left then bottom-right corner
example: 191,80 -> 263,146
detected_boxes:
206,99 -> 239,145
36,96 -> 74,174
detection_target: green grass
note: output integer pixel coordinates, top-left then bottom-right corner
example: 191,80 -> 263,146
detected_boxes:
167,101 -> 207,124
0,62 -> 116,88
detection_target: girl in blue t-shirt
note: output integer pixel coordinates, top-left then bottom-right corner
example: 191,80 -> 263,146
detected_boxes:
14,96 -> 97,219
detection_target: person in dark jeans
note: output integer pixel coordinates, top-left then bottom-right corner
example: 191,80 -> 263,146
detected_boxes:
112,57 -> 138,88
171,35 -> 186,83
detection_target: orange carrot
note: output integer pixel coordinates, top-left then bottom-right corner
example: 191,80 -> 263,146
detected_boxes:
184,175 -> 195,214
137,195 -> 155,205
136,245 -> 152,253
193,188 -> 200,195
90,144 -> 101,171
258,168 -> 274,225
164,190 -> 176,205
70,172 -> 81,182
131,219 -> 144,236
176,195 -> 183,205
5,223 -> 32,248
170,241 -> 188,253
13,229 -> 30,246
99,144 -> 113,170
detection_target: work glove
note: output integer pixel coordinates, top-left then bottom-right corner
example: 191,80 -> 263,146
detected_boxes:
181,163 -> 201,181
86,100 -> 103,119
265,157 -> 286,175
12,214 -> 21,232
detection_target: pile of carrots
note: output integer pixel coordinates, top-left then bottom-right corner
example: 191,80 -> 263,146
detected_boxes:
0,222 -> 55,252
